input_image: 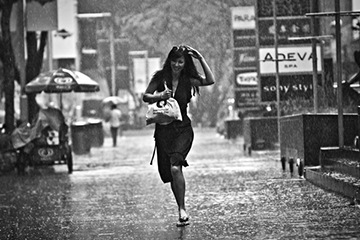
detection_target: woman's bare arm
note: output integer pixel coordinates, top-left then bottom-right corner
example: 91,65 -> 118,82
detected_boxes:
143,80 -> 172,103
186,46 -> 215,87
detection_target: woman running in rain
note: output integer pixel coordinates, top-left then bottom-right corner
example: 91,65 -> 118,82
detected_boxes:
143,45 -> 215,226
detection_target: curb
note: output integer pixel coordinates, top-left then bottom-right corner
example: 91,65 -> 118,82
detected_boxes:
305,167 -> 360,200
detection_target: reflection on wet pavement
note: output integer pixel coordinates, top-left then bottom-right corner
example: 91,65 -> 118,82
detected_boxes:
0,128 -> 359,239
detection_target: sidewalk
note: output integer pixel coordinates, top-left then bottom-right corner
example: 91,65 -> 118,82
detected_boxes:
0,128 -> 359,239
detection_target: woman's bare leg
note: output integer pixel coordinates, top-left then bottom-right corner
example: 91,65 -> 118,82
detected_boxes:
170,165 -> 188,220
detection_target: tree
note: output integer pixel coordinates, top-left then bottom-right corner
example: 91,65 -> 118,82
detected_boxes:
114,0 -> 246,126
77,0 -> 271,127
0,0 -> 51,134
24,31 -> 48,122
0,0 -> 17,134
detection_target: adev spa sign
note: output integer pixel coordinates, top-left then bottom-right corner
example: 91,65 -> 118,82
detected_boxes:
259,46 -> 322,74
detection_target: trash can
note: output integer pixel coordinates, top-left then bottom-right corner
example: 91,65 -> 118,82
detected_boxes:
243,117 -> 278,151
71,121 -> 91,155
224,119 -> 242,139
87,118 -> 104,147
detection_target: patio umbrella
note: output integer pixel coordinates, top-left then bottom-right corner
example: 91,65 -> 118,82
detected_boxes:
101,96 -> 127,106
25,68 -> 100,93
101,96 -> 128,121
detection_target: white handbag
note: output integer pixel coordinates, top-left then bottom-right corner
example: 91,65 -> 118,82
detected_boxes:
146,82 -> 183,125
146,98 -> 182,125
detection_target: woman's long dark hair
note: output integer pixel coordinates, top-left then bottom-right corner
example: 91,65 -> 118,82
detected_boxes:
152,45 -> 201,96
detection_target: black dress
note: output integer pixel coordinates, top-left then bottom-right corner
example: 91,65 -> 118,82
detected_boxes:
154,77 -> 194,183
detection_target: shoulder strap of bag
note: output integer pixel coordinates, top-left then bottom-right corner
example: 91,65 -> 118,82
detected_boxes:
150,142 -> 156,165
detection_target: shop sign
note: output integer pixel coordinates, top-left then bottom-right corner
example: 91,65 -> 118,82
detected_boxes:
259,46 -> 322,74
260,74 -> 314,102
233,30 -> 256,48
231,6 -> 256,30
257,0 -> 310,18
235,88 -> 258,106
235,71 -> 257,87
258,18 -> 312,46
233,48 -> 257,69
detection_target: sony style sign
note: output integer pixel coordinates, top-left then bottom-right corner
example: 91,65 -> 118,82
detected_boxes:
231,6 -> 255,30
259,46 -> 322,74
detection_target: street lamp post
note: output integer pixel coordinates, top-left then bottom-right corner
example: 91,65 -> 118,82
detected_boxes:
76,13 -> 116,96
288,35 -> 333,113
53,29 -> 72,111
334,0 -> 343,148
273,0 -> 281,149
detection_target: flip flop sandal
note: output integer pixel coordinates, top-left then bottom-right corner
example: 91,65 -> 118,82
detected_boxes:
176,220 -> 190,227
176,217 -> 190,227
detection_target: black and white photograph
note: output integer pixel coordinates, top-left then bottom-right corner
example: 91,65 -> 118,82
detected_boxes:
0,0 -> 360,239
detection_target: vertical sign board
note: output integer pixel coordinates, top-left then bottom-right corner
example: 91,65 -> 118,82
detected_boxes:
234,72 -> 258,104
10,1 -> 59,64
232,6 -> 257,48
115,39 -> 130,91
132,57 -> 161,96
231,6 -> 258,108
256,0 -> 319,102
26,1 -> 58,31
52,0 -> 77,59
132,58 -> 147,96
353,0 -> 360,40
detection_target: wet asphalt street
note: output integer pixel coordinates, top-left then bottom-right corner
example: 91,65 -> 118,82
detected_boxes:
0,127 -> 360,240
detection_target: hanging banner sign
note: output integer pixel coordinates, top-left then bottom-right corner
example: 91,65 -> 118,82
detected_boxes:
132,57 -> 161,94
231,6 -> 256,30
27,1 -> 58,31
259,46 -> 322,74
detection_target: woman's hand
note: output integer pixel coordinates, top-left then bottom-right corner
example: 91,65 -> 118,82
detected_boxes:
185,45 -> 203,60
185,45 -> 215,86
160,88 -> 172,100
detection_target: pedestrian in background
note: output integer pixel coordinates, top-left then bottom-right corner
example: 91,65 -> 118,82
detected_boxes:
109,104 -> 122,147
143,45 -> 215,226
